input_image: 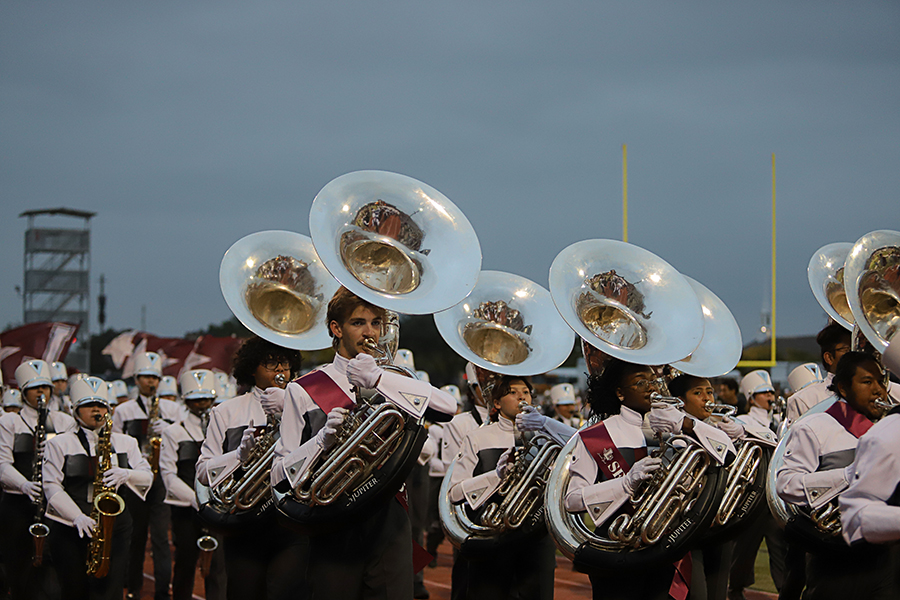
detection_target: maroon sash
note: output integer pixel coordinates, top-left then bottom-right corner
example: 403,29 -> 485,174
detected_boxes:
295,369 -> 354,412
579,421 -> 690,600
578,422 -> 646,480
825,400 -> 874,439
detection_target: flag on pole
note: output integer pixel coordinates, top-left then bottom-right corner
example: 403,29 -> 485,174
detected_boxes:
0,322 -> 79,386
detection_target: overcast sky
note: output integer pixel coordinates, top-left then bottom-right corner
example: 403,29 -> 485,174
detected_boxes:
2,1 -> 898,349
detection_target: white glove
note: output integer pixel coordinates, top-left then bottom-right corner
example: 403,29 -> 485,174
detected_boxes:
315,407 -> 348,451
19,481 -> 41,502
622,456 -> 663,496
237,421 -> 258,462
73,514 -> 96,538
495,448 -> 513,479
346,353 -> 384,389
260,386 -> 285,415
648,404 -> 685,434
103,467 -> 130,489
715,417 -> 744,440
515,405 -> 546,432
150,419 -> 168,436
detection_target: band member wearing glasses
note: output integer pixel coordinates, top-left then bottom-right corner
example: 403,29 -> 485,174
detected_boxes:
520,357 -> 733,600
196,336 -> 304,600
776,352 -> 892,600
270,287 -> 457,600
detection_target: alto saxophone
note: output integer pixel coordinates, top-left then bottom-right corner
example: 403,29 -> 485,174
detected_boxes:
147,395 -> 162,476
28,393 -> 50,567
86,412 -> 126,578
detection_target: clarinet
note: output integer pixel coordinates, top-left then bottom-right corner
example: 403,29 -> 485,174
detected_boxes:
28,393 -> 50,567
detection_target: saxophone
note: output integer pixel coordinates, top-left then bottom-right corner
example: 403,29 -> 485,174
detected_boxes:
147,395 -> 162,476
28,393 -> 50,567
86,412 -> 126,578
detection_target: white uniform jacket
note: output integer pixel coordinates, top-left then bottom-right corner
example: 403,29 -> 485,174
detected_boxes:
425,423 -> 445,477
0,405 -> 77,495
776,401 -> 864,510
440,405 -> 489,473
160,413 -> 206,508
196,387 -> 268,488
447,415 -> 514,508
735,406 -> 779,447
273,354 -> 456,490
840,410 -> 900,545
112,395 -> 181,460
786,375 -> 900,425
43,426 -> 152,526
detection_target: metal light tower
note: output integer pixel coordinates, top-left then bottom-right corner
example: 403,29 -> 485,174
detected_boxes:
19,207 -> 96,333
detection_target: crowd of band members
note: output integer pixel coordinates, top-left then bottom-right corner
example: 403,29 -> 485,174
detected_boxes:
1,310 -> 899,600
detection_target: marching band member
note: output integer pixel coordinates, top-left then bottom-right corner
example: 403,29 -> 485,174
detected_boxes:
112,351 -> 180,600
270,287 -> 457,600
775,351 -> 892,599
785,323 -> 851,424
158,375 -> 178,402
728,370 -> 787,600
447,375 -> 556,600
111,380 -> 130,405
160,369 -> 224,600
2,388 -> 23,413
51,361 -> 73,414
441,363 -> 494,600
550,383 -> 583,428
554,358 -> 733,600
424,384 -> 461,564
43,376 -> 153,600
195,335 -> 306,600
0,360 -> 77,600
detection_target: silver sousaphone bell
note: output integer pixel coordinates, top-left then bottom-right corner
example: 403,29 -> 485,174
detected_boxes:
808,242 -> 855,331
844,229 -> 900,355
220,230 -> 340,350
434,270 -> 575,376
548,239 -> 704,366
671,276 -> 742,377
309,170 -> 482,315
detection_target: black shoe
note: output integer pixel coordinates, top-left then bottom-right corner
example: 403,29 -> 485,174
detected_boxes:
414,583 -> 430,599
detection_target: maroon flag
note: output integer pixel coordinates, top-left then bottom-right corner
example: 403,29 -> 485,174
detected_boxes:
0,322 -> 79,386
180,335 -> 244,376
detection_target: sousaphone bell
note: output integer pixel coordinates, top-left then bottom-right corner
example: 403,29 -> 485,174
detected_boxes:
808,242 -> 855,331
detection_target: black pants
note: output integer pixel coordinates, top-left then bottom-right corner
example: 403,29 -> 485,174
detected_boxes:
425,475 -> 444,555
777,539 -> 807,600
589,563 -> 676,600
406,463 -> 430,590
689,541 -> 733,600
308,498 -> 413,600
170,506 -> 225,600
804,544 -> 897,600
465,533 -> 557,600
50,512 -> 133,600
729,510 -> 786,593
125,478 -> 172,598
450,548 -> 469,600
0,493 -> 61,600
222,514 -> 309,600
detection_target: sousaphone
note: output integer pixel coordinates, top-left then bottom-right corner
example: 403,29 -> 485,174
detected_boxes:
808,242 -> 855,331
435,270 -> 574,554
277,171 -> 482,531
844,230 -> 900,356
544,239 -> 726,571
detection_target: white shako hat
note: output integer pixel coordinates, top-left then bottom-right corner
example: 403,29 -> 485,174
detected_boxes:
394,349 -> 416,372
416,370 -> 431,384
50,362 -> 68,382
550,383 -> 576,405
158,375 -> 178,398
464,362 -> 480,388
70,376 -> 110,410
15,360 -> 53,390
740,370 -> 775,398
441,384 -> 462,403
106,382 -> 120,407
133,352 -> 163,377
112,380 -> 129,399
68,373 -> 88,389
788,363 -> 823,393
180,369 -> 217,401
2,388 -> 23,408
